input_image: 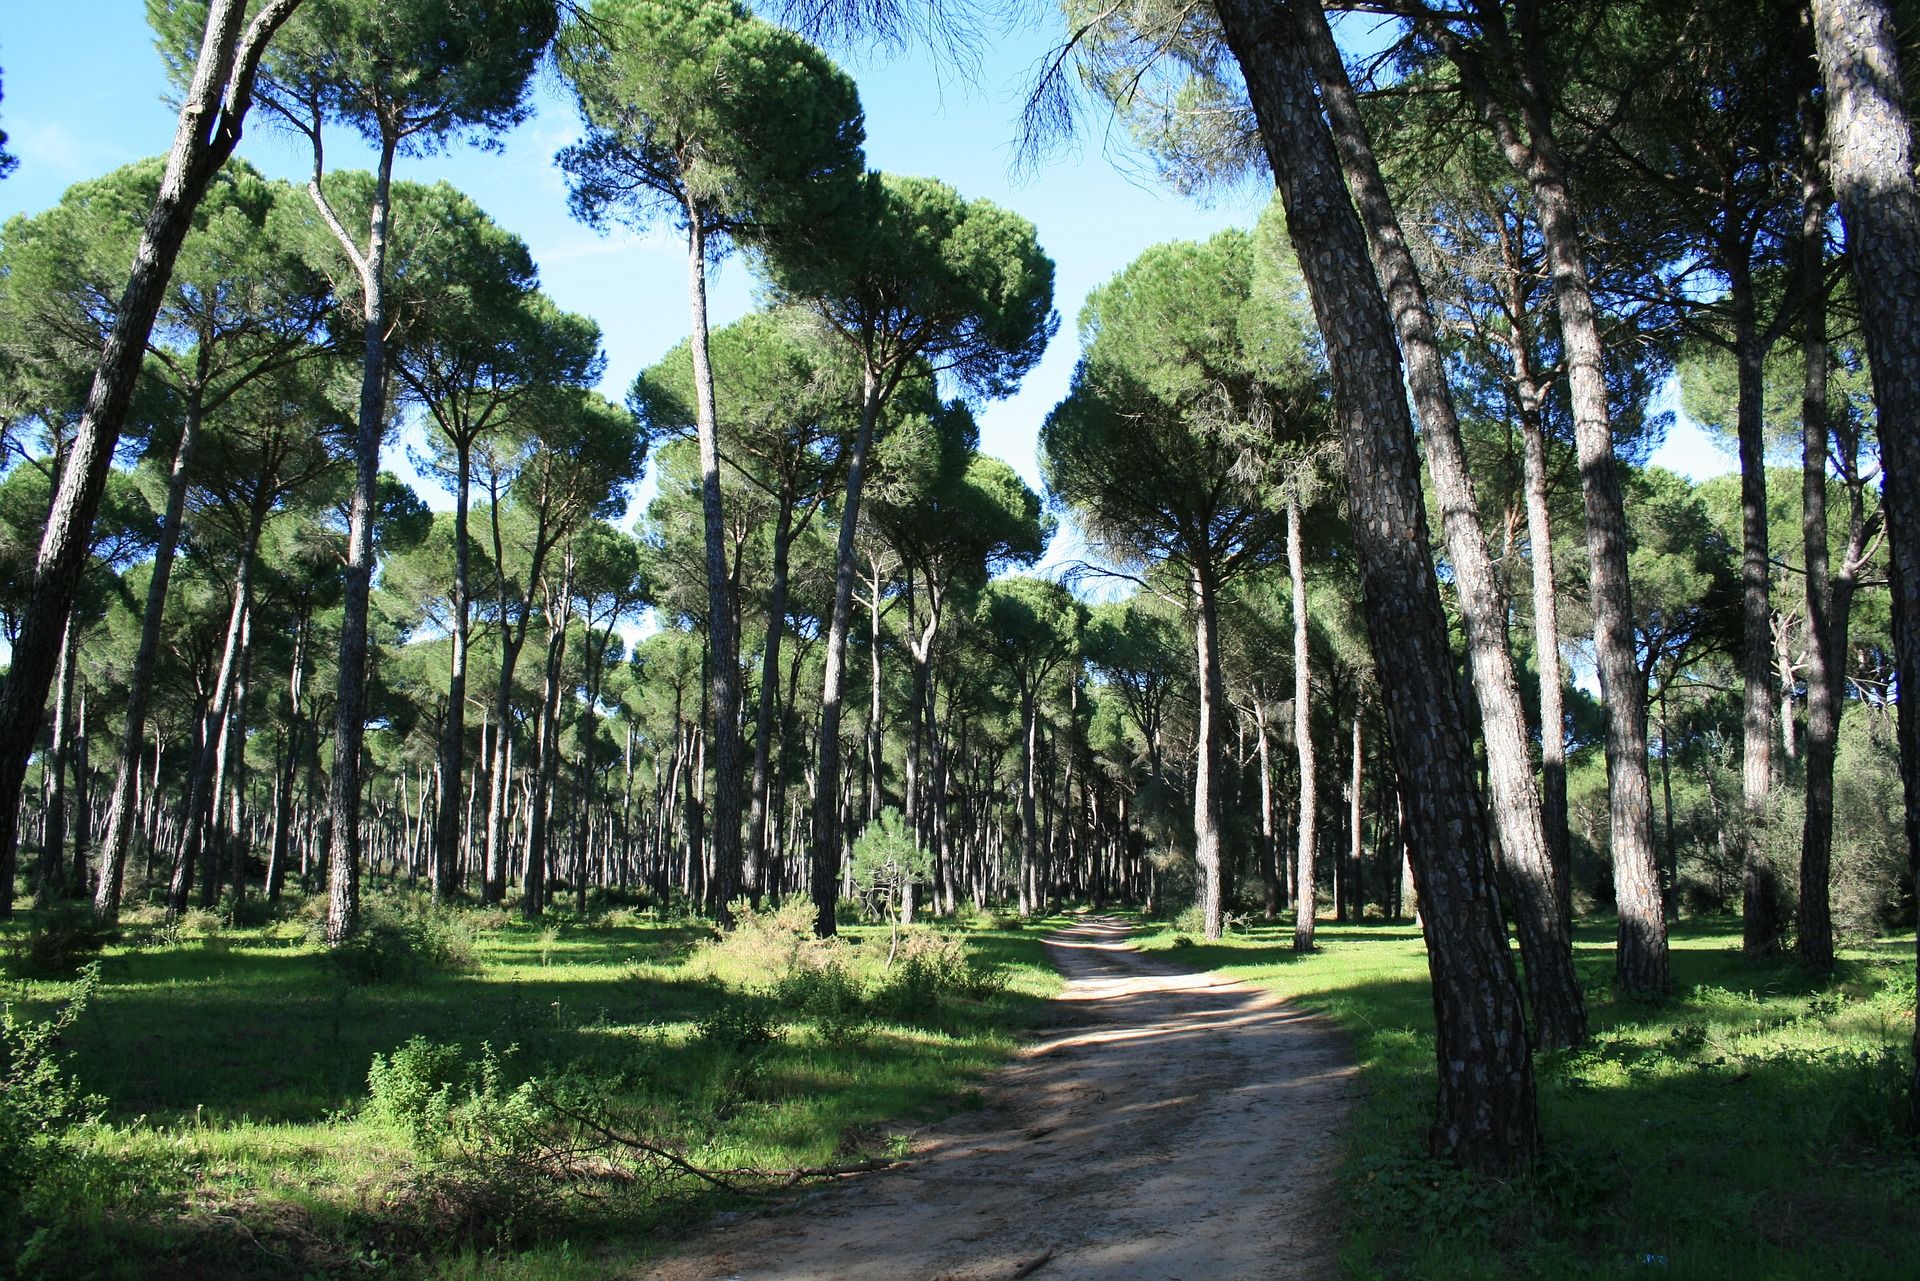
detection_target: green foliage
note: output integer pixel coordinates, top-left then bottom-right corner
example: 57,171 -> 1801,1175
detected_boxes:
848,807 -> 933,903
327,900 -> 481,985
558,0 -> 866,249
366,1035 -> 469,1149
3,903 -> 115,978
0,964 -> 106,1271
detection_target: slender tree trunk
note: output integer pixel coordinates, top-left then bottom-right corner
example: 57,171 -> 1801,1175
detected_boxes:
685,212 -> 743,927
40,619 -> 77,899
811,371 -> 881,937
1807,0 -> 1920,1119
221,599 -> 255,905
0,0 -> 298,915
431,439 -> 473,902
170,501 -> 264,912
1213,0 -> 1538,1171
746,489 -> 796,904
320,134 -> 398,945
1193,564 -> 1227,939
1730,268 -> 1781,957
1255,697 -> 1280,919
97,388 -> 208,917
1296,0 -> 1584,1041
1289,498 -> 1318,952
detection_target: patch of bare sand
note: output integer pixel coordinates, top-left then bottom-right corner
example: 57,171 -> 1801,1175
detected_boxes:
638,916 -> 1357,1281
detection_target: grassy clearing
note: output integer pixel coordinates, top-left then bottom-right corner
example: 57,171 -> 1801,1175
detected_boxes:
1130,915 -> 1920,1280
1,892 -> 1062,1280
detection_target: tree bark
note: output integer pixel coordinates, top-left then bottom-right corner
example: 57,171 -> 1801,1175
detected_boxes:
319,133 -> 398,945
1295,0 -> 1585,1043
1730,267 -> 1781,957
96,384 -> 206,918
745,488 -> 796,904
1213,0 -> 1538,1172
1192,563 -> 1227,938
686,211 -> 743,927
811,371 -> 880,936
0,0 -> 300,915
1807,0 -> 1920,1120
431,437 -> 473,902
1288,497 -> 1318,953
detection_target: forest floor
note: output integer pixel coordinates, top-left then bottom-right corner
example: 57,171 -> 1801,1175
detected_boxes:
635,915 -> 1357,1281
1128,914 -> 1920,1280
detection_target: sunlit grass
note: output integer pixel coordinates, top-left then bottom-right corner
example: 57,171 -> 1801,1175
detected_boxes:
3,892 -> 1064,1279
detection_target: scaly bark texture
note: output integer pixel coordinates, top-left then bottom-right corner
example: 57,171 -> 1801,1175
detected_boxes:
1294,0 -> 1584,1046
1288,498 -> 1317,953
321,139 -> 397,945
811,376 -> 880,936
1214,0 -> 1538,1173
686,213 -> 744,926
1808,0 -> 1920,1125
0,0 -> 301,915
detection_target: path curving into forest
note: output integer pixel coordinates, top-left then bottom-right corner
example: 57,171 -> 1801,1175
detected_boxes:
640,916 -> 1358,1281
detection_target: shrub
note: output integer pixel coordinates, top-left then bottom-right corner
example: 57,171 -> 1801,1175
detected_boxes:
872,929 -> 1007,1023
693,995 -> 781,1054
774,960 -> 870,1044
0,964 -> 108,1266
698,898 -> 834,987
367,1037 -> 468,1149
327,901 -> 481,985
4,904 -> 115,978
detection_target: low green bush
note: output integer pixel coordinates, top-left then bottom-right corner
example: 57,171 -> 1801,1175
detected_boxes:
0,965 -> 109,1271
3,904 -> 115,978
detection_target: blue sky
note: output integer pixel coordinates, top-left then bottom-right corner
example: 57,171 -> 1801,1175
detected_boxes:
0,5 -> 1730,541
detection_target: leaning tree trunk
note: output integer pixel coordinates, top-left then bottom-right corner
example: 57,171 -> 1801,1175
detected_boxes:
317,134 -> 398,945
1438,29 -> 1669,995
811,371 -> 881,937
1288,497 -> 1318,953
1214,0 -> 1538,1174
1807,0 -> 1920,1124
0,0 -> 300,916
1295,0 -> 1585,1044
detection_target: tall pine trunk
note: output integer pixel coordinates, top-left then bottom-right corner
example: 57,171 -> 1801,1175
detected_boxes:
0,0 -> 298,915
1807,0 -> 1920,1122
431,438 -> 473,902
1289,497 -> 1318,953
1213,0 -> 1538,1172
811,372 -> 880,936
319,135 -> 398,945
686,212 -> 743,927
1295,0 -> 1585,1043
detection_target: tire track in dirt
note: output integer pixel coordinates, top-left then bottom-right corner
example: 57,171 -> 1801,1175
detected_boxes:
640,916 -> 1357,1281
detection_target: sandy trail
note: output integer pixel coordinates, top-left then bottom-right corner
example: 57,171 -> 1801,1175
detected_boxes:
640,916 -> 1357,1281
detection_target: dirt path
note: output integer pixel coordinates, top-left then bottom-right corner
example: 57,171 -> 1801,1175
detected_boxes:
640,916 -> 1358,1281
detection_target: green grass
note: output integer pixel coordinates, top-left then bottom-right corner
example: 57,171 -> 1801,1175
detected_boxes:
1131,914 -> 1920,1280
2,892 -> 1063,1280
